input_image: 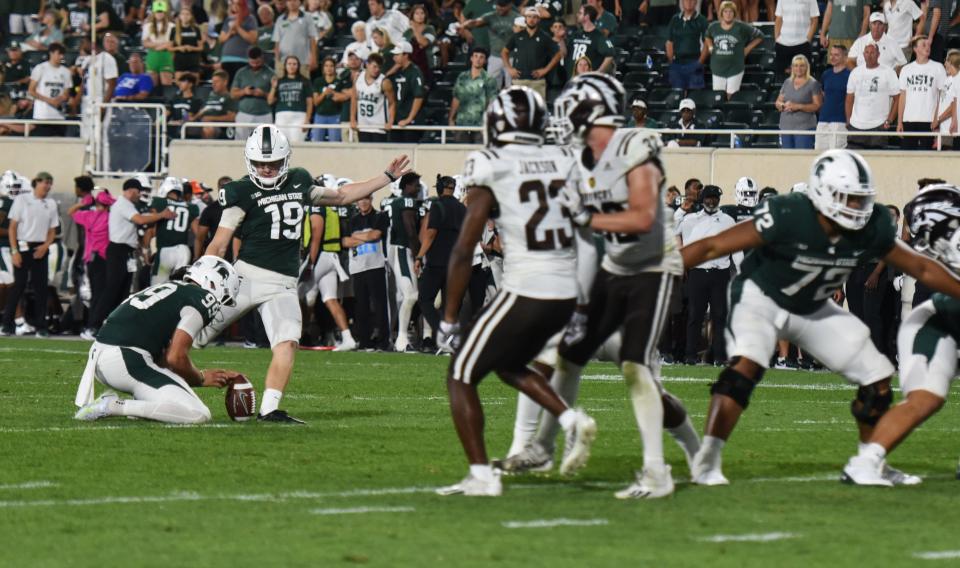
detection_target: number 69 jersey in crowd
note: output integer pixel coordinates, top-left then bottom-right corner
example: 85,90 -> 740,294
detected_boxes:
96,282 -> 219,361
462,144 -> 578,300
219,167 -> 314,278
741,193 -> 896,315
570,130 -> 682,277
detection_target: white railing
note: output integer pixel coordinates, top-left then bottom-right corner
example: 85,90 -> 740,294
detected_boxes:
88,102 -> 168,178
0,118 -> 82,136
179,121 -> 485,144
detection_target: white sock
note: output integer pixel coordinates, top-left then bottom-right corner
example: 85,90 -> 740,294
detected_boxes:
624,361 -> 665,470
859,442 -> 886,461
470,464 -> 494,481
700,435 -> 726,469
341,329 -> 355,343
14,317 -> 25,326
535,359 -> 584,453
260,388 -> 283,416
558,409 -> 577,431
667,416 -> 701,465
508,393 -> 542,457
397,296 -> 416,346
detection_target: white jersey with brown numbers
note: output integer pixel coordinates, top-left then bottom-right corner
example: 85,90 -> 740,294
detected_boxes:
355,73 -> 387,133
462,144 -> 578,300
571,129 -> 682,276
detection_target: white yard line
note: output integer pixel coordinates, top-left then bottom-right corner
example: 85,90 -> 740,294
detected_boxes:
0,347 -> 85,355
584,375 -> 858,391
698,532 -> 799,543
913,551 -> 960,560
0,424 -> 232,434
0,481 -> 58,490
502,518 -> 609,529
310,506 -> 416,515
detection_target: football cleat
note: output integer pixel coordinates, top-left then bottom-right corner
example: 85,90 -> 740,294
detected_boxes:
257,410 -> 306,424
74,391 -> 119,421
496,443 -> 554,474
691,449 -> 730,486
559,410 -> 597,476
15,322 -> 36,336
614,465 -> 675,499
79,328 -> 97,341
882,463 -> 922,486
774,357 -> 799,370
841,455 -> 894,487
334,335 -> 357,352
435,471 -> 502,497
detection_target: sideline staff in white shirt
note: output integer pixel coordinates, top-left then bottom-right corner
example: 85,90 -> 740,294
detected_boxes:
1,171 -> 61,336
676,184 -> 736,365
85,178 -> 174,336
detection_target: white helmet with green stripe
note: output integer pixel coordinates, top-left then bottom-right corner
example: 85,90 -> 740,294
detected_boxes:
244,125 -> 291,190
185,256 -> 240,307
808,149 -> 875,231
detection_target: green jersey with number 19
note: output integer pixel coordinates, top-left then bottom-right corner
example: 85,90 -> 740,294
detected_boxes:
220,167 -> 314,277
97,281 -> 219,360
739,193 -> 896,315
150,197 -> 199,248
462,144 -> 577,300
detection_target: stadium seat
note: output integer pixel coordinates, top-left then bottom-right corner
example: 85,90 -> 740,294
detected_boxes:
729,86 -> 764,106
25,50 -> 46,68
622,70 -> 661,90
426,88 -> 451,108
194,83 -> 212,101
637,35 -> 666,51
687,90 -> 723,109
648,87 -> 684,109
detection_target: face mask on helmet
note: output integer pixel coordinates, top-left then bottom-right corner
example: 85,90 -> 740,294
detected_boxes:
735,177 -> 758,207
549,73 -> 626,145
904,184 -> 960,273
807,150 -> 875,231
245,126 -> 291,190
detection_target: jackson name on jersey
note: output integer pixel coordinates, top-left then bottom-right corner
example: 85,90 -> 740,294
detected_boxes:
462,144 -> 577,300
572,129 -> 682,276
737,192 -> 896,315
220,167 -> 314,277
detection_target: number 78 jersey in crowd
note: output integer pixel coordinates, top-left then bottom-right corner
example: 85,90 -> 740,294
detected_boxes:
219,167 -> 313,278
571,129 -> 682,276
462,144 -> 578,300
740,192 -> 896,315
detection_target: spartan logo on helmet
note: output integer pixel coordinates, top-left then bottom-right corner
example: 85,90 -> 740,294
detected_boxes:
485,86 -> 547,147
185,255 -> 241,307
550,72 -> 626,145
904,184 -> 960,273
807,149 -> 875,231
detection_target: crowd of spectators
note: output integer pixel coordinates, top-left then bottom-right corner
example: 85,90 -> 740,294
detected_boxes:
0,0 -> 958,147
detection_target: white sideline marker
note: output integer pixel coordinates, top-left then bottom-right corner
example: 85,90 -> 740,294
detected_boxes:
913,551 -> 960,560
502,518 -> 609,529
699,532 -> 798,543
310,506 -> 415,516
0,481 -> 58,490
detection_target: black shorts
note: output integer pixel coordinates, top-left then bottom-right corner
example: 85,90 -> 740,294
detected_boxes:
561,270 -> 678,367
449,291 -> 575,384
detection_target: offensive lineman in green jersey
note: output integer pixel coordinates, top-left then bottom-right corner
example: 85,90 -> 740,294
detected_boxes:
845,185 -> 960,486
681,149 -> 960,486
74,256 -> 244,424
148,177 -> 200,285
198,125 -> 410,423
387,172 -> 422,352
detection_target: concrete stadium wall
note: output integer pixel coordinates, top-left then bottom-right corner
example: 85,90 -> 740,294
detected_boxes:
0,137 -> 951,210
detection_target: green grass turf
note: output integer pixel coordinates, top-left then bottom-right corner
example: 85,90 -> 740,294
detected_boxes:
2,338 -> 960,567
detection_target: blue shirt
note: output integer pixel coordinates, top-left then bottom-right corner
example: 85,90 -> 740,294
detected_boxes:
114,73 -> 154,98
819,66 -> 850,123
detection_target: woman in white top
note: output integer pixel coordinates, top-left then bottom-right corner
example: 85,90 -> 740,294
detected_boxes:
883,0 -> 922,60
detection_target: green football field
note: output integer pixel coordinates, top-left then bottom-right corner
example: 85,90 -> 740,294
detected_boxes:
3,337 -> 960,567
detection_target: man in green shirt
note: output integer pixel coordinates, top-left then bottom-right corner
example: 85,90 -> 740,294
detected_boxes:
389,41 -> 426,143
230,46 -> 275,140
666,0 -> 708,90
503,7 -> 561,100
820,0 -> 869,50
195,70 -> 237,139
566,5 -> 615,74
449,46 -> 498,142
586,0 -> 617,36
462,0 -> 519,87
461,0 -> 493,51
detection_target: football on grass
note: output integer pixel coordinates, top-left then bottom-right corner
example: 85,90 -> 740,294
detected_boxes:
225,376 -> 256,422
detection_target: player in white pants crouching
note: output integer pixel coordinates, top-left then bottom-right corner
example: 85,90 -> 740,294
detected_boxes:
74,256 -> 244,424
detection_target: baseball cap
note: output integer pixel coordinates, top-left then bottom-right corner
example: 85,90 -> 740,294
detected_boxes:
391,41 -> 413,55
6,41 -> 21,51
523,6 -> 540,16
700,185 -> 722,200
152,0 -> 167,12
631,99 -> 647,109
869,11 -> 885,23
95,190 -> 116,206
346,44 -> 370,60
679,98 -> 696,111
34,171 -> 53,182
123,178 -> 144,191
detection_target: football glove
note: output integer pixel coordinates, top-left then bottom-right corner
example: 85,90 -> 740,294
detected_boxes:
562,310 -> 588,346
437,320 -> 461,354
557,182 -> 592,227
